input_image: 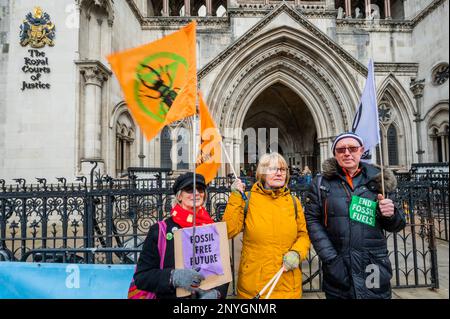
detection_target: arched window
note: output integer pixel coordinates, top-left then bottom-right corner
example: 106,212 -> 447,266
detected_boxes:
198,5 -> 206,17
216,4 -> 226,17
160,126 -> 172,169
116,112 -> 135,176
430,125 -> 449,163
147,0 -> 163,16
445,125 -> 450,162
427,106 -> 449,163
387,125 -> 399,166
431,63 -> 449,86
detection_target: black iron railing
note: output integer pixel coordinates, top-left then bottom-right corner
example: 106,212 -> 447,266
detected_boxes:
0,170 -> 448,293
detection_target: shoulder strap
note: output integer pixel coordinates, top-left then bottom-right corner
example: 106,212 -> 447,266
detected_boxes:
243,191 -> 252,221
317,175 -> 324,204
291,194 -> 298,219
157,221 -> 167,269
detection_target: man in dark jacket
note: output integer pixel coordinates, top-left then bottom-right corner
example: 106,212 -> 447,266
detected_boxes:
305,132 -> 406,299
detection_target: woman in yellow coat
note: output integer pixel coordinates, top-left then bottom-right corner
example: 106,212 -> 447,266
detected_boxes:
222,152 -> 311,299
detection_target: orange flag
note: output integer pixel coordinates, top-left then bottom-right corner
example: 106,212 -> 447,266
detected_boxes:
107,21 -> 197,141
196,92 -> 222,184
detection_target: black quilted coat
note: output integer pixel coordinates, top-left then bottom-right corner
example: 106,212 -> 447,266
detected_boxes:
305,158 -> 406,299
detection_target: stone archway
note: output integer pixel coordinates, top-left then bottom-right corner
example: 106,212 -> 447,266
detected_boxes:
242,82 -> 320,173
203,24 -> 363,174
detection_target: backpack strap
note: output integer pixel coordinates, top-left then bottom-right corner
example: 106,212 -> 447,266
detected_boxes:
243,191 -> 252,221
157,221 -> 167,269
317,175 -> 323,204
316,175 -> 330,227
290,193 -> 298,219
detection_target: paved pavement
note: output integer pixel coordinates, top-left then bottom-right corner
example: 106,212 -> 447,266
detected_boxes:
303,238 -> 449,299
229,232 -> 449,299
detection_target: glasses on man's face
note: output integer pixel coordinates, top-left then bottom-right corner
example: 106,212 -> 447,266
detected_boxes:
183,187 -> 205,194
335,146 -> 361,154
267,167 -> 288,174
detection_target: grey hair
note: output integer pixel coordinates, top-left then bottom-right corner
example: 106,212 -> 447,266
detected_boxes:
172,190 -> 183,208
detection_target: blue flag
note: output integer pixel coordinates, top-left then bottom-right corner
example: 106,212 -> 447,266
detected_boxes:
351,58 -> 381,161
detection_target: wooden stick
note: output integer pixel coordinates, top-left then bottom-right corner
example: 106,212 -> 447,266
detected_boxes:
265,266 -> 284,299
254,267 -> 284,299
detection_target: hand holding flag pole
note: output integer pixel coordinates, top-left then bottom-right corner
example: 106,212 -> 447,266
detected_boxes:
220,141 -> 248,201
195,91 -> 247,201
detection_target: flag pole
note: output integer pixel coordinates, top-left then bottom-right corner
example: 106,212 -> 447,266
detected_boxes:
221,140 -> 248,200
377,123 -> 386,198
220,140 -> 238,178
192,102 -> 199,273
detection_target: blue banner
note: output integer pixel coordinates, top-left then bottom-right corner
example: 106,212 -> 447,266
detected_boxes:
0,262 -> 135,299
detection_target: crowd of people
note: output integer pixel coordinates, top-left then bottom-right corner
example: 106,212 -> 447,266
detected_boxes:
130,131 -> 406,300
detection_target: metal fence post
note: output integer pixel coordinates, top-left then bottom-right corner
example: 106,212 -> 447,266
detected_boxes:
427,184 -> 440,289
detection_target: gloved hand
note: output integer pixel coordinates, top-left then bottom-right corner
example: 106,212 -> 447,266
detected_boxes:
196,288 -> 221,299
283,251 -> 300,272
231,178 -> 245,194
170,269 -> 205,291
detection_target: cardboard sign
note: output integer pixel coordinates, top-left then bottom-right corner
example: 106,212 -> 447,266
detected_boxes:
174,222 -> 231,297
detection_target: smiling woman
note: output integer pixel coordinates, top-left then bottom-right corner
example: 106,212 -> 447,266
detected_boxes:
222,152 -> 311,299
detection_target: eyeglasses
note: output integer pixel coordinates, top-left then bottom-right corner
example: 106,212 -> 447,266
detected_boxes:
335,146 -> 361,154
266,167 -> 288,174
182,187 -> 205,194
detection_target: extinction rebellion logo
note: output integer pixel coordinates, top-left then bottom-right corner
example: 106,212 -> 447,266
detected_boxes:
134,52 -> 188,123
19,7 -> 54,91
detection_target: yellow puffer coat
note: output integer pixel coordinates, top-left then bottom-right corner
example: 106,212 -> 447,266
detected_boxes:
222,182 -> 311,299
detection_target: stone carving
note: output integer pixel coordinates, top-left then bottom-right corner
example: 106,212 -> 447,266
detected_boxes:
337,7 -> 344,19
19,7 -> 55,48
199,3 -> 367,80
432,63 -> 449,86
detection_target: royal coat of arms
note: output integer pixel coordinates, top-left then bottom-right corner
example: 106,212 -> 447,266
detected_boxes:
20,7 -> 55,48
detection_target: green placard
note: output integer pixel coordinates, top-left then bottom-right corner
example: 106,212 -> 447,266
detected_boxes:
349,195 -> 377,227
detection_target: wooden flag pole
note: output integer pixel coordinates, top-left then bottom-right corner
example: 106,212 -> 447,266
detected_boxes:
220,140 -> 238,178
377,122 -> 386,198
220,140 -> 248,200
192,103 -> 199,272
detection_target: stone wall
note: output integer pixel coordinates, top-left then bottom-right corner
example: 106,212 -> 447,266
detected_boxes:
0,0 -> 79,181
0,0 -> 9,172
411,0 -> 449,162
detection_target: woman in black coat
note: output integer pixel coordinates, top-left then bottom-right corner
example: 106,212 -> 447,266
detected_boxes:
130,172 -> 229,299
305,133 -> 406,299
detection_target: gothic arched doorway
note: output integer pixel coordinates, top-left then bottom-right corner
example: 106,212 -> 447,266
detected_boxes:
242,83 -> 320,174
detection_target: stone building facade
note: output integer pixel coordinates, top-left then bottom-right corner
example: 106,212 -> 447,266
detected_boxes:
0,0 -> 448,182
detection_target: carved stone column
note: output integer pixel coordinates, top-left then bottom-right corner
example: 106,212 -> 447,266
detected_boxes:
410,79 -> 426,163
233,138 -> 241,178
206,0 -> 213,16
384,0 -> 391,19
223,137 -> 233,177
184,0 -> 191,16
163,0 -> 169,16
77,61 -> 111,172
317,137 -> 331,170
365,0 -> 371,18
345,0 -> 352,18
